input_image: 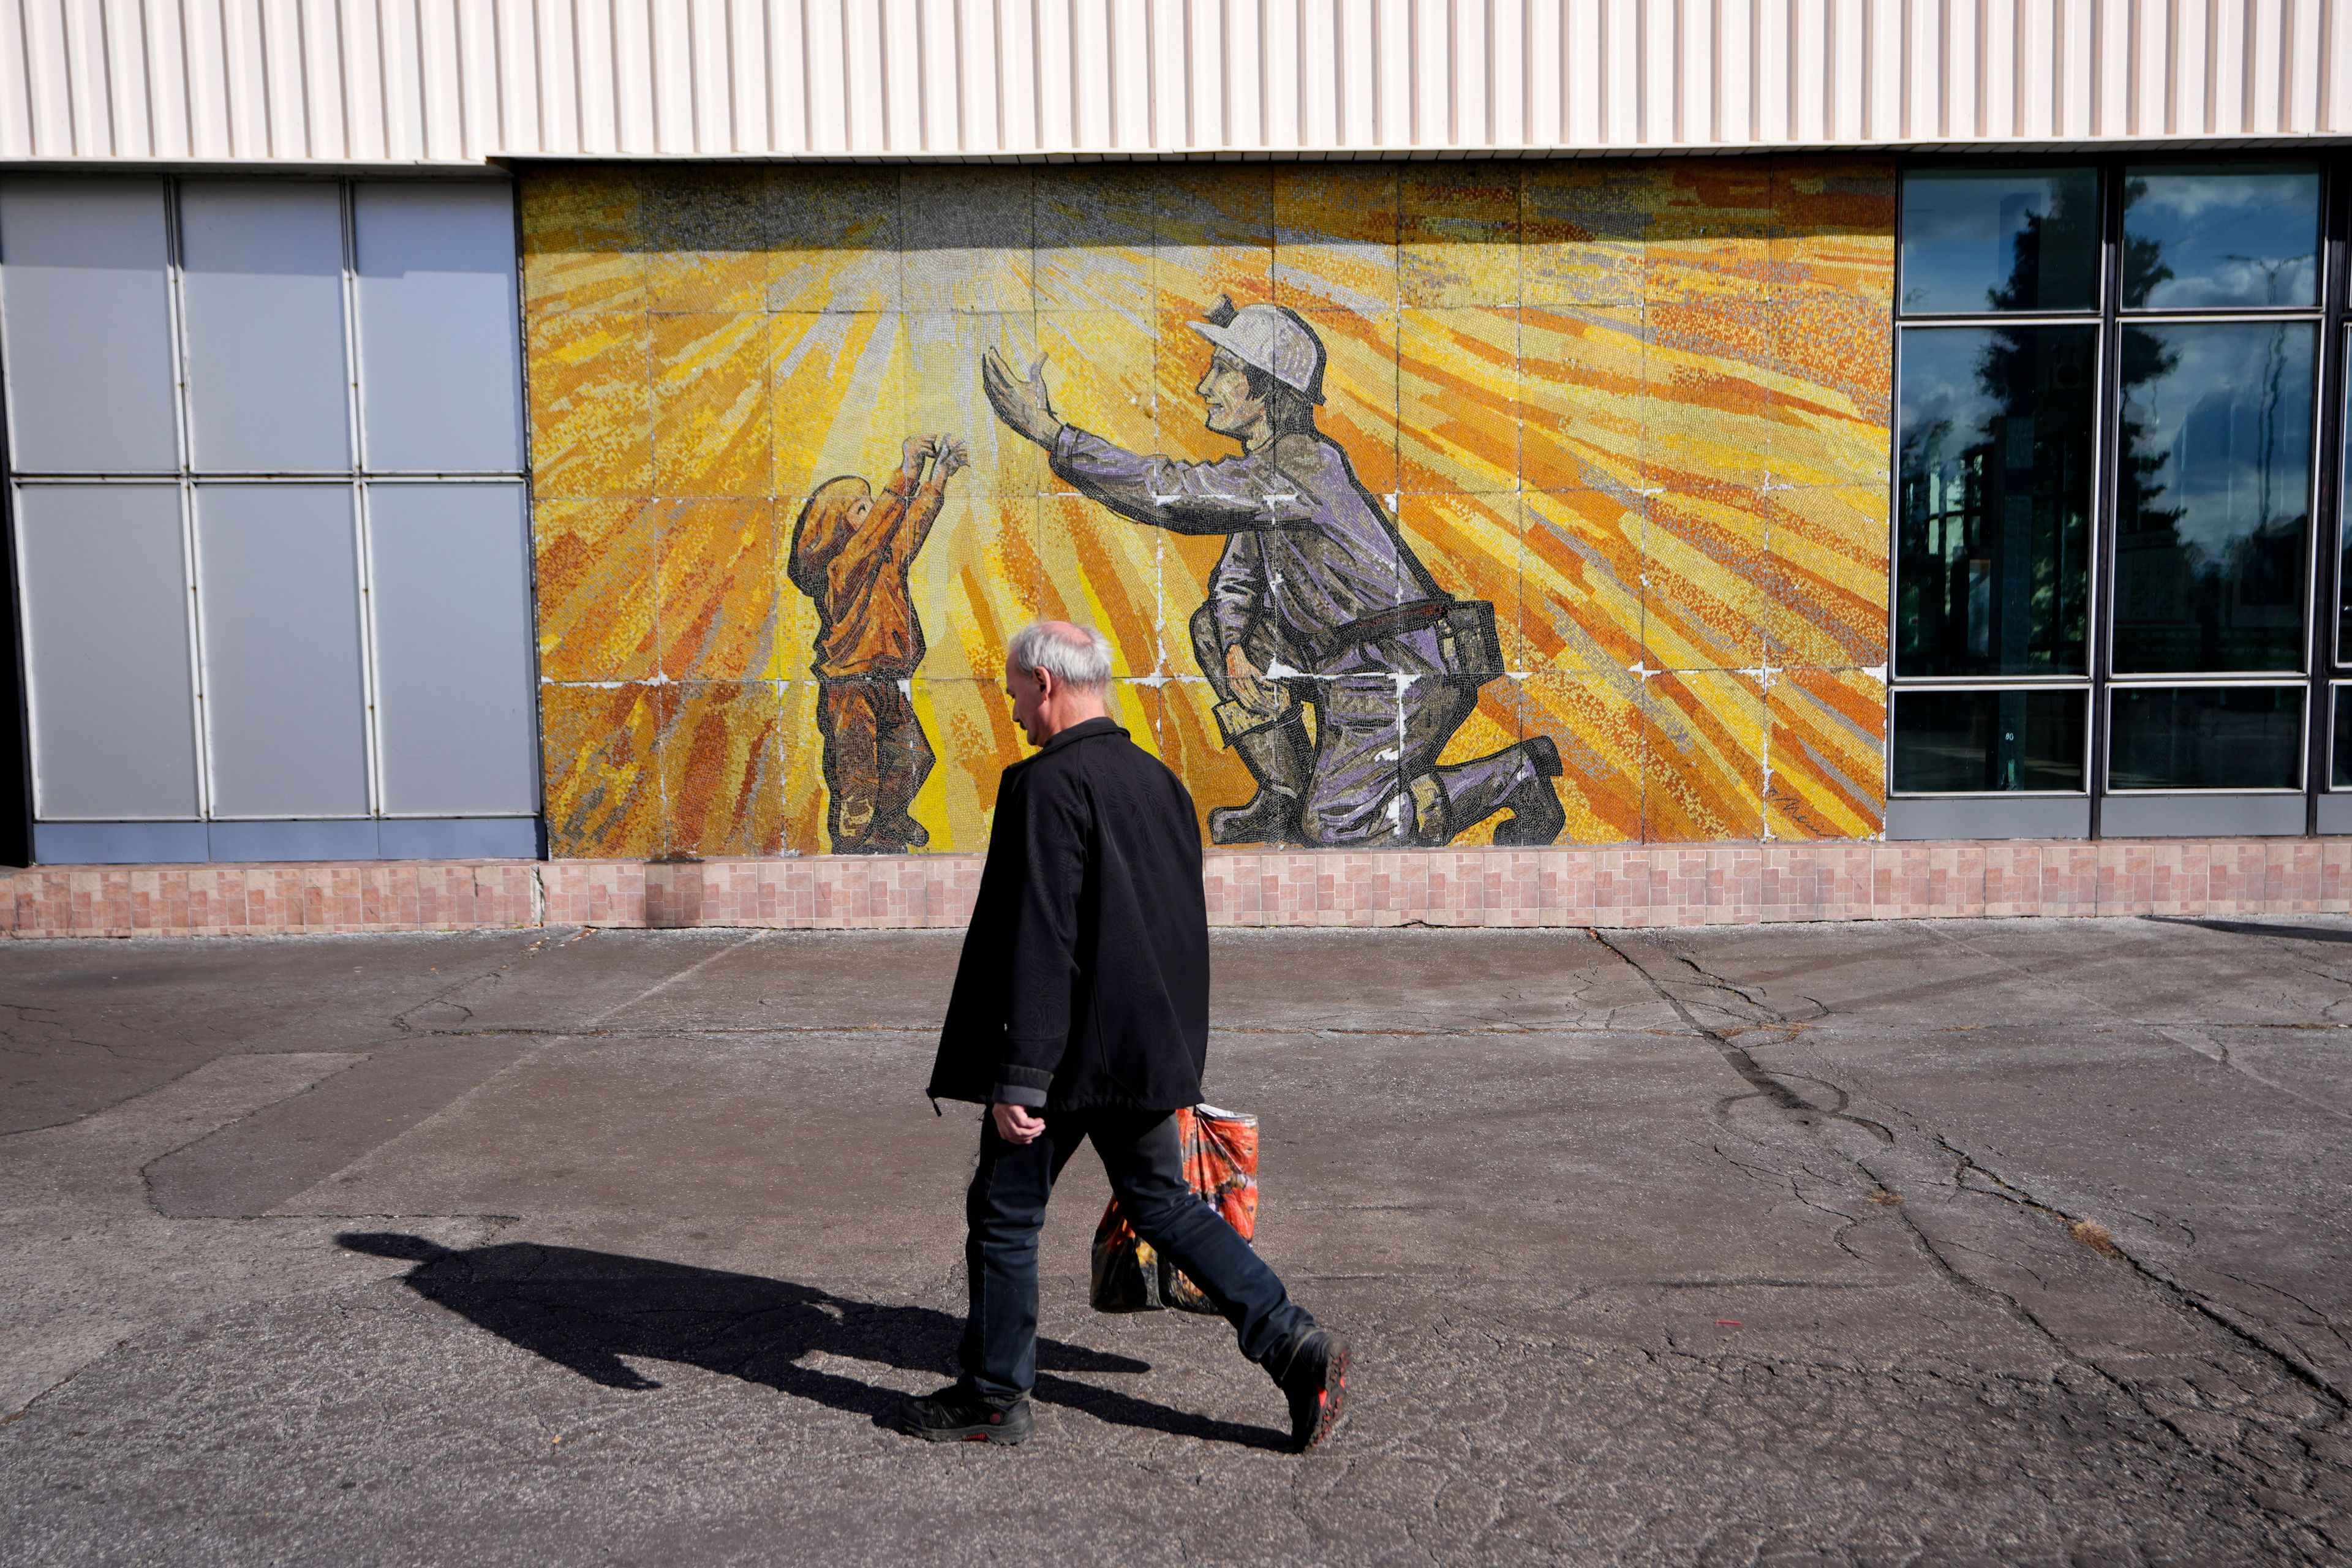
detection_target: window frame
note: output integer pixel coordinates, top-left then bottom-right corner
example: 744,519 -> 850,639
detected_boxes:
1890,153 -> 2346,836
0,173 -> 539,837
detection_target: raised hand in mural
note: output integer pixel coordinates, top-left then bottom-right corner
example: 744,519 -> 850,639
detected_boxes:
900,434 -> 938,479
981,347 -> 1065,448
935,435 -> 971,478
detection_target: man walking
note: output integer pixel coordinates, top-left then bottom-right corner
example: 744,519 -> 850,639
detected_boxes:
899,619 -> 1349,1452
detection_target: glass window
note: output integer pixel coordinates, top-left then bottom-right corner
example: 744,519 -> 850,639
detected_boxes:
2121,164 -> 2321,311
2113,321 -> 2315,673
2340,331 -> 2352,666
2336,687 -> 2352,789
1899,168 -> 2100,314
1897,325 -> 2096,676
2108,686 -> 2303,790
1891,689 -> 2087,793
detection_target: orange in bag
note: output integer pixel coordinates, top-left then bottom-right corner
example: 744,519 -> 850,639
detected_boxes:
1089,1104 -> 1259,1315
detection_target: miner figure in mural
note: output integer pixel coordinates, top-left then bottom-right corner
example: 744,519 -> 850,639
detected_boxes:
981,300 -> 1564,847
788,435 -> 968,853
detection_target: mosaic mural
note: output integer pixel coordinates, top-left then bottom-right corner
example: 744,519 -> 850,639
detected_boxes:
521,159 -> 1893,859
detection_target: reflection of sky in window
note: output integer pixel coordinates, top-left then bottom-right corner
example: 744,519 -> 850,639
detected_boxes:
2124,165 -> 2320,309
1900,170 -> 2095,313
2123,322 -> 2314,556
1898,328 -> 2003,471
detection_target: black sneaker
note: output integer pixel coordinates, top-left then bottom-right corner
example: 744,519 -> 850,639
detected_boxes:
896,1383 -> 1035,1445
1275,1330 -> 1350,1452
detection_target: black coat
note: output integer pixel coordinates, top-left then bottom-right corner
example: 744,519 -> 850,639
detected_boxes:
928,718 -> 1210,1114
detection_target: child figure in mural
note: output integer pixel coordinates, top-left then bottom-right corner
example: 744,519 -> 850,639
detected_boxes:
788,435 -> 968,853
981,301 -> 1564,848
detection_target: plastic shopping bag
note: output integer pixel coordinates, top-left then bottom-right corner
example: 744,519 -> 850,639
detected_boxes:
1089,1104 -> 1259,1315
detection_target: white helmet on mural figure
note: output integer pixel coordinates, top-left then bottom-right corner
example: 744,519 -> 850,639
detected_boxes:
1189,299 -> 1327,405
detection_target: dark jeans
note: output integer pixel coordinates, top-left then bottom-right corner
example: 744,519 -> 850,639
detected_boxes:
960,1108 -> 1313,1404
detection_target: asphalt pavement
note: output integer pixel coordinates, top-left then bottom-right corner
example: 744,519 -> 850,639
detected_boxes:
5,916 -> 2351,1566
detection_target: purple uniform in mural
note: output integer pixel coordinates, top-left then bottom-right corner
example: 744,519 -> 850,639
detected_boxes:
987,301 -> 1564,847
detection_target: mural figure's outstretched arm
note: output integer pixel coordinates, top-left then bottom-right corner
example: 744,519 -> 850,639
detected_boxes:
981,347 -> 1065,448
898,434 -> 967,561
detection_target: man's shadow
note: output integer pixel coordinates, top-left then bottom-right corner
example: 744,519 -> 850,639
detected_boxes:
339,1233 -> 1286,1450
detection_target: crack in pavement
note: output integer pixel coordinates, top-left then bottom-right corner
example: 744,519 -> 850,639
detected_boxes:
1591,925 -> 2350,1553
1590,930 -> 1888,1144
1923,922 -> 2352,1128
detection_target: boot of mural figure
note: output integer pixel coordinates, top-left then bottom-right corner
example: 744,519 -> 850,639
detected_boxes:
1491,737 -> 1567,845
1209,718 -> 1312,845
870,810 -> 930,851
1423,737 -> 1566,846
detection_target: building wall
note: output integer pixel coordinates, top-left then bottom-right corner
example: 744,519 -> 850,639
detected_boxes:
522,157 -> 1894,859
3,0 -> 2344,164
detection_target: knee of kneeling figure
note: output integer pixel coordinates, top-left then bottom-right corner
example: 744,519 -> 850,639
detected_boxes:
1188,603 -> 1222,664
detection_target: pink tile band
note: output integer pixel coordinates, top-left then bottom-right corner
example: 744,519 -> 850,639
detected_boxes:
2,840 -> 2345,938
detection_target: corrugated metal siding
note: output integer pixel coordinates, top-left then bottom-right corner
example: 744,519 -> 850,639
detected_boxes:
2,0 -> 2348,164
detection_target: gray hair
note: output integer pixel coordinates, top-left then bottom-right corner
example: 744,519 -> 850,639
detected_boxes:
1007,620 -> 1114,692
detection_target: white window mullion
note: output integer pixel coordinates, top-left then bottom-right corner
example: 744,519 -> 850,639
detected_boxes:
341,178 -> 381,820
163,175 -> 211,824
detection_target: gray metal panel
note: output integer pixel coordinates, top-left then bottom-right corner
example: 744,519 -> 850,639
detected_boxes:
194,484 -> 371,818
15,485 -> 199,819
33,821 -> 208,865
352,183 -> 523,472
206,819 -> 379,862
364,484 -> 537,815
378,817 -> 538,859
2320,795 -> 2352,836
0,178 -> 179,472
178,181 -> 352,473
2100,795 -> 2309,838
1884,797 -> 2092,840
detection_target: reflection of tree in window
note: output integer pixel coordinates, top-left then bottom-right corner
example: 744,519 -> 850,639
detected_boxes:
1897,181 -> 2095,682
2114,183 -> 2312,676
1983,186 -> 2101,314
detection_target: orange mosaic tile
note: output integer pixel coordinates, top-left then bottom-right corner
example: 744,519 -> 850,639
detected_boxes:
659,682 -> 788,859
1645,670 -> 1769,842
541,683 -> 665,859
1766,668 -> 1888,842
527,311 -> 653,499
1519,307 -> 1646,492
1273,163 -> 1400,311
642,167 -> 771,314
650,311 -> 771,498
522,159 -> 1896,859
1400,165 -> 1522,307
1519,489 -> 1646,675
534,499 -> 657,682
521,170 -> 644,316
654,498 -> 790,680
767,167 -> 903,312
